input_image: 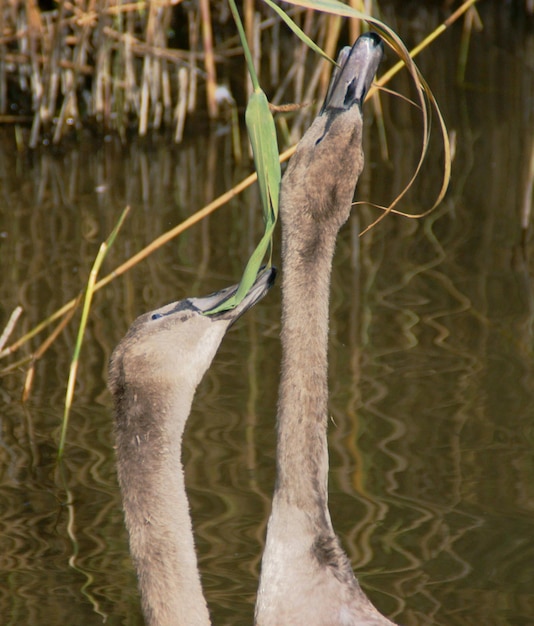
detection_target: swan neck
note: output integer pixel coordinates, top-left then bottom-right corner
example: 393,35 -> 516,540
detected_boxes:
115,388 -> 211,626
276,223 -> 338,513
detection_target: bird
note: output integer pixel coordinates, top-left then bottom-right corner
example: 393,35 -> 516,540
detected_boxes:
254,33 -> 397,626
108,267 -> 276,626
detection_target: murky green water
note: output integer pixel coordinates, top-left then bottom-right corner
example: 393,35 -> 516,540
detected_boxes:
1,6 -> 534,626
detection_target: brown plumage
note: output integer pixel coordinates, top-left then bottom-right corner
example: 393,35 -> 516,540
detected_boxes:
109,269 -> 275,626
255,33 -> 397,626
109,31 -> 395,626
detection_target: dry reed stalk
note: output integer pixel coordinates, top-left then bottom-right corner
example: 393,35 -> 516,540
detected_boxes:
199,0 -> 218,118
94,26 -> 111,126
101,25 -> 202,64
270,9 -> 320,109
457,4 -> 483,84
0,3 -> 7,113
276,11 -> 334,142
282,14 -> 333,140
186,6 -> 198,113
157,7 -> 173,128
20,294 -> 81,402
124,11 -> 138,118
174,65 -> 188,142
152,4 -> 171,130
521,139 -> 534,232
318,13 -> 342,107
53,0 -> 96,143
27,0 -> 46,148
347,0 -> 363,43
139,1 -> 156,135
371,90 -> 388,161
43,1 -> 65,122
0,306 -> 23,352
293,9 -> 314,105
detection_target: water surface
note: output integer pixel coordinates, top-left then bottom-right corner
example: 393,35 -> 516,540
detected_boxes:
1,8 -> 534,626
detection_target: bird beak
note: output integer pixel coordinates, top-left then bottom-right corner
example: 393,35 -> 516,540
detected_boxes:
192,267 -> 277,323
321,32 -> 384,113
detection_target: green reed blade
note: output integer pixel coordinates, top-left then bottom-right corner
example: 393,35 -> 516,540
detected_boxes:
206,88 -> 280,314
262,0 -> 335,64
246,89 -> 281,228
205,4 -> 280,315
57,206 -> 130,460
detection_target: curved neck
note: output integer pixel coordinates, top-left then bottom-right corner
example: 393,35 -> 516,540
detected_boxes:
115,387 -> 211,626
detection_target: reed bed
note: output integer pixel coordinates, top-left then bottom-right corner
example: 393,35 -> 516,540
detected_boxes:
0,0 -> 504,149
0,0 -> 355,148
1,0 -> 212,147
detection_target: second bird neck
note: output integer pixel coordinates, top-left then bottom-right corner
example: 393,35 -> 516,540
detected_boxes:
275,222 -> 339,516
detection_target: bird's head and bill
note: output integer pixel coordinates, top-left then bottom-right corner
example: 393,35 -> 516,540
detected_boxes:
321,32 -> 384,115
280,32 -> 384,239
109,267 -> 276,399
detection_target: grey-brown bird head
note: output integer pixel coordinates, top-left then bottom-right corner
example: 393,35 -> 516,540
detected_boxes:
108,267 -> 276,406
280,33 -> 384,244
321,32 -> 384,114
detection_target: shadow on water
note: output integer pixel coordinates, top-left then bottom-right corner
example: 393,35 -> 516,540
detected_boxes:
1,6 -> 534,625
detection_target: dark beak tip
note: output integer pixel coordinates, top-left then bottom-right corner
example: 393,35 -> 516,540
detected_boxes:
363,31 -> 384,50
267,266 -> 277,287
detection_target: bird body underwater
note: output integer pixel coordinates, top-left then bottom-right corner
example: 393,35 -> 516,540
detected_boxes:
255,33 -> 397,626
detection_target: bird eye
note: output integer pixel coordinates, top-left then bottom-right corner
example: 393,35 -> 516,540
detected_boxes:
151,313 -> 163,320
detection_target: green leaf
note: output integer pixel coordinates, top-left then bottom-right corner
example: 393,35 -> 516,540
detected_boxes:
205,88 -> 280,314
275,0 -> 412,62
246,89 -> 281,226
274,0 -> 368,20
262,0 -> 335,64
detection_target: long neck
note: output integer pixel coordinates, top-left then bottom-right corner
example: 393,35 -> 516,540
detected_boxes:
272,110 -> 359,524
275,216 -> 339,524
115,386 -> 211,626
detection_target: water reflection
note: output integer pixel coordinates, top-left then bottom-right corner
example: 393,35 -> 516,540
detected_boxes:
1,8 -> 534,626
